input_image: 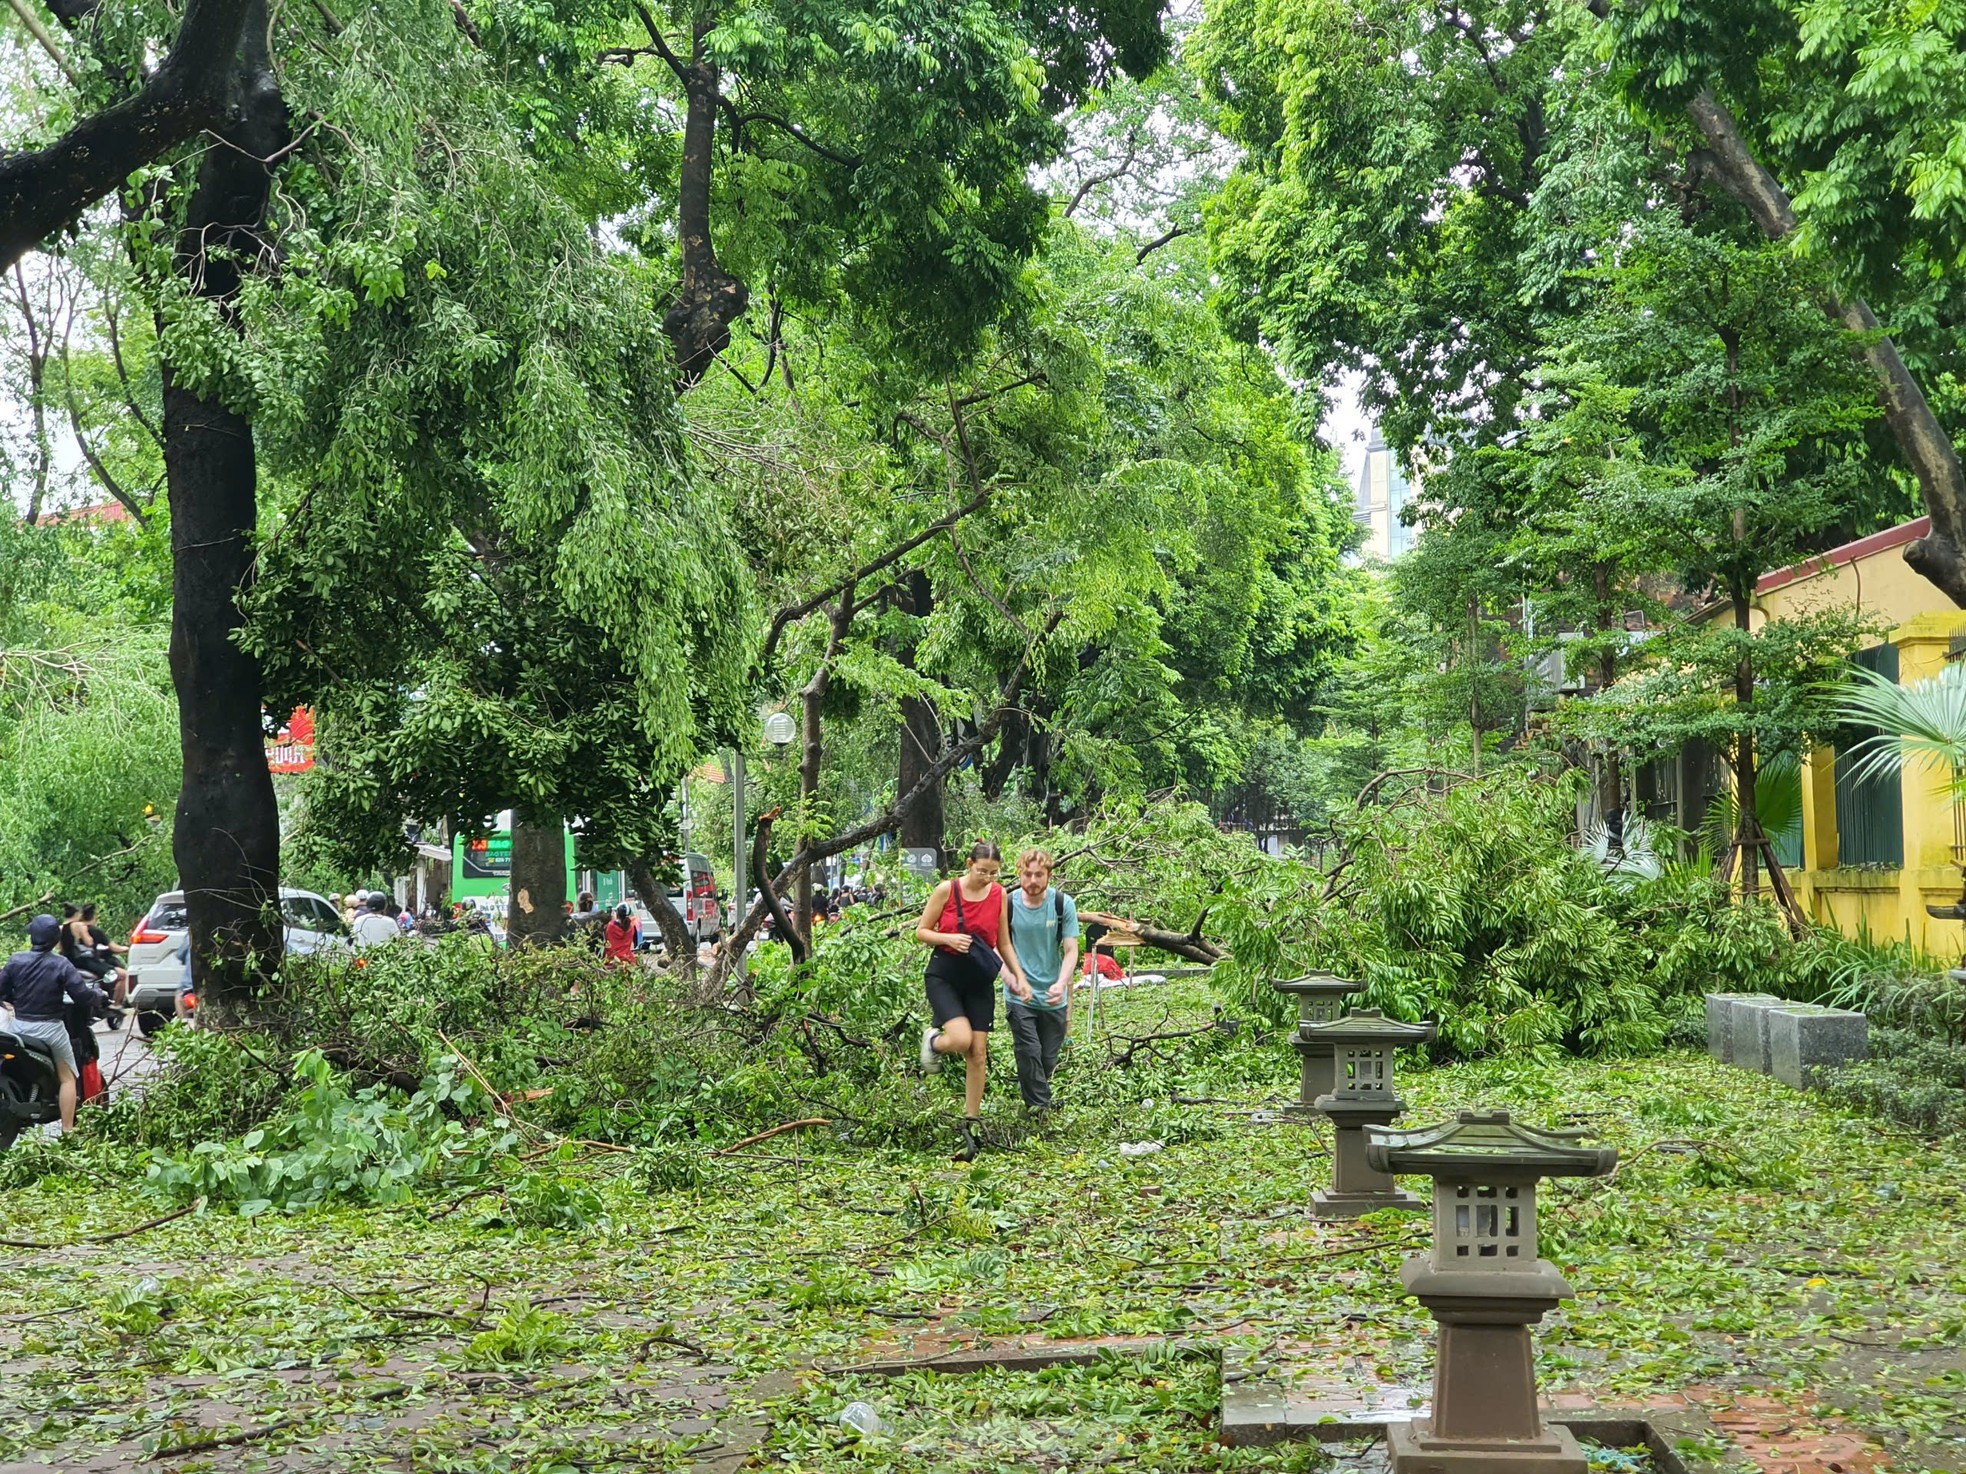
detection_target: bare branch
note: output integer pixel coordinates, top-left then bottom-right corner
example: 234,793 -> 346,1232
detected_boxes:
627,0 -> 693,85
757,491 -> 987,673
734,110 -> 860,168
102,300 -> 162,449
58,302 -> 150,525
1064,127 -> 1141,217
1134,224 -> 1191,264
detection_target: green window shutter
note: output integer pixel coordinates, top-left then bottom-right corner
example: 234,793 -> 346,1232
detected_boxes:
1833,644 -> 1905,867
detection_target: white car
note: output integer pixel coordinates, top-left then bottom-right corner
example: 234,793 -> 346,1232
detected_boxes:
127,888 -> 349,1017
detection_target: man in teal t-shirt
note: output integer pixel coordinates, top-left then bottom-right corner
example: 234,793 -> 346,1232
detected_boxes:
1003,848 -> 1081,1111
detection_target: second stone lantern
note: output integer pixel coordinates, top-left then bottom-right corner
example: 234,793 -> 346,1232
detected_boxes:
1364,1109 -> 1619,1473
1269,972 -> 1364,1113
1301,1008 -> 1436,1218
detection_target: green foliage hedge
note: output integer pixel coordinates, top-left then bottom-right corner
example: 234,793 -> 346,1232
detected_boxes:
1201,769 -> 1791,1056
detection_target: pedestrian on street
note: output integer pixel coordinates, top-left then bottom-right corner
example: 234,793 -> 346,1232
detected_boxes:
603,903 -> 638,965
352,892 -> 401,949
915,840 -> 1029,1160
1003,848 -> 1080,1114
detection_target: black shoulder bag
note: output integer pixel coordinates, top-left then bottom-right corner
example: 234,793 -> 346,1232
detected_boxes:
951,884 -> 1006,983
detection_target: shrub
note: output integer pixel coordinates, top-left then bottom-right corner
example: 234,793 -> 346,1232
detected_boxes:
1821,1027 -> 1966,1137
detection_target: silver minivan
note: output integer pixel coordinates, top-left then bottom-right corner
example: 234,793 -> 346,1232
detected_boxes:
127,887 -> 349,992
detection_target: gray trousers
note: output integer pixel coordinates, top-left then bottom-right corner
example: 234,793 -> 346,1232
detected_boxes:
1006,1001 -> 1068,1108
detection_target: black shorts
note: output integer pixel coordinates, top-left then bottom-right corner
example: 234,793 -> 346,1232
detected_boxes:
925,951 -> 995,1032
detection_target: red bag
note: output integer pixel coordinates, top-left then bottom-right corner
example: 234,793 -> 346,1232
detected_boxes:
78,1060 -> 105,1103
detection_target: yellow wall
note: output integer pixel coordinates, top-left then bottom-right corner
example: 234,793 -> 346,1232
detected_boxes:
1755,540 -> 1951,632
1784,569 -> 1966,957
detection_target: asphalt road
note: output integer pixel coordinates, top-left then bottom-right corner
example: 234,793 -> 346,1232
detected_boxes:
95,1015 -> 160,1100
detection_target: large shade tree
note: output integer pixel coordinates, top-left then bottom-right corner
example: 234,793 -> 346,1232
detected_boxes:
468,0 -> 1168,383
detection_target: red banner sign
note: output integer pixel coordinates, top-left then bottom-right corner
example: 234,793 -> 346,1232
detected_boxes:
267,707 -> 315,773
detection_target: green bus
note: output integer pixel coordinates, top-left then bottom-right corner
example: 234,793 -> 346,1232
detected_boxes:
451,828 -> 577,901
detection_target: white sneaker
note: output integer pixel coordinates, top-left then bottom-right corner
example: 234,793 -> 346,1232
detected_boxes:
920,1025 -> 943,1073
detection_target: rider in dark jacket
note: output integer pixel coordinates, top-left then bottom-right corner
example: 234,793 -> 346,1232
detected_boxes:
1,915 -> 108,1129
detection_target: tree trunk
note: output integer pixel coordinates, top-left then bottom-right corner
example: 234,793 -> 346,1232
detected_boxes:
1684,88 -> 1966,607
1594,565 -> 1624,854
628,858 -> 694,969
897,573 -> 946,865
660,23 -> 748,387
1731,583 -> 1761,898
506,816 -> 567,947
980,701 -> 1027,801
9,266 -> 50,524
164,5 -> 286,1022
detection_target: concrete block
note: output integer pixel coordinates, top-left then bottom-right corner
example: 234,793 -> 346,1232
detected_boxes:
1219,1381 -> 1293,1447
1767,1005 -> 1867,1090
1705,993 -> 1780,1063
1733,995 -> 1803,1073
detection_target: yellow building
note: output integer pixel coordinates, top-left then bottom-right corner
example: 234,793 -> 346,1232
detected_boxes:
1749,517 -> 1966,956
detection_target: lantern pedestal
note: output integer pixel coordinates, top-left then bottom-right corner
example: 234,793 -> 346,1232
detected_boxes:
1365,1110 -> 1619,1474
1311,1094 -> 1424,1217
1385,1263 -> 1587,1473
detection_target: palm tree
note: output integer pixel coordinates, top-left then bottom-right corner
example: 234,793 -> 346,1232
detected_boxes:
1836,660 -> 1966,880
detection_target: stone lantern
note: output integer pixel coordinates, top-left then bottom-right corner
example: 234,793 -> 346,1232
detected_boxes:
1301,1008 -> 1436,1218
1364,1109 -> 1618,1473
1269,972 -> 1364,1112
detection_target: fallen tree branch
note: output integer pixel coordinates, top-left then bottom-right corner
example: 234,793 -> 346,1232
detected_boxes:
713,609 -> 1064,984
711,1116 -> 830,1156
1078,910 -> 1224,966
142,1418 -> 298,1461
752,807 -> 805,964
636,1329 -> 710,1362
0,831 -> 162,923
1355,767 -> 1474,805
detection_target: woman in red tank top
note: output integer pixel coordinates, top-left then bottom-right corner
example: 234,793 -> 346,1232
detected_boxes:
933,876 -> 1005,952
914,840 -> 1031,1159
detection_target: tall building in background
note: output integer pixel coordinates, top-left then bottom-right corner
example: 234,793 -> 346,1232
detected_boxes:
1352,428 -> 1413,560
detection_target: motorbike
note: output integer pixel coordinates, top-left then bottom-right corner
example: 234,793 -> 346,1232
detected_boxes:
0,1023 -> 63,1152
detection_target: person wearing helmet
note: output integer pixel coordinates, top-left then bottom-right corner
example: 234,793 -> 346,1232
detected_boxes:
602,904 -> 638,965
1,915 -> 110,1129
351,892 -> 401,949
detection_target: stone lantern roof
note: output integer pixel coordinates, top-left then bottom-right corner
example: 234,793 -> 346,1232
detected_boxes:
1300,1007 -> 1436,1046
1365,1108 -> 1617,1180
1270,971 -> 1360,998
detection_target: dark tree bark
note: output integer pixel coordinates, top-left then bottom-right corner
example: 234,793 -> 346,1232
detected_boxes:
163,4 -> 287,1020
1683,87 -> 1966,607
660,21 -> 748,387
506,816 -> 568,947
897,572 -> 946,866
980,702 -> 1028,801
1730,579 -> 1761,898
627,858 -> 694,966
1593,564 -> 1624,855
0,0 -> 257,272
